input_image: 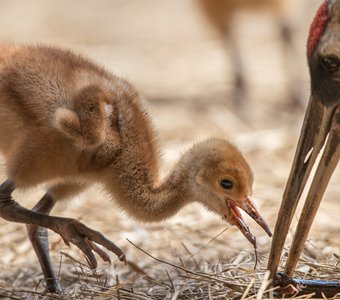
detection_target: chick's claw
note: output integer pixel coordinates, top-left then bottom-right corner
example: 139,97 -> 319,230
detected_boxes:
86,239 -> 111,263
55,218 -> 125,268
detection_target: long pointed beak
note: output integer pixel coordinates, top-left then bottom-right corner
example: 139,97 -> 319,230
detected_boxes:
268,95 -> 340,278
226,196 -> 272,247
243,197 -> 272,237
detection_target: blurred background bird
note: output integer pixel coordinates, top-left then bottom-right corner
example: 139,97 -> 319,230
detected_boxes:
197,0 -> 305,111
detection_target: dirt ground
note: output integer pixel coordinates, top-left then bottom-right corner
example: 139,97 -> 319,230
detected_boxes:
0,0 -> 339,299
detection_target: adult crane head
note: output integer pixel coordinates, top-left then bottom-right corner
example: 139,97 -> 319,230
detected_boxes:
268,0 -> 340,278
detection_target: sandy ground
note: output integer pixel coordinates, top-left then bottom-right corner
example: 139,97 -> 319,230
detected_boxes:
0,0 -> 339,298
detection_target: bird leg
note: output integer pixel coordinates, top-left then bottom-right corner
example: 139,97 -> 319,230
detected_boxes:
274,272 -> 340,298
279,20 -> 303,109
26,193 -> 63,293
0,179 -> 126,285
224,29 -> 246,110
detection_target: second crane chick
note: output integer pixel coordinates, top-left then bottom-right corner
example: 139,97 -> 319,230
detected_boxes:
55,85 -> 112,148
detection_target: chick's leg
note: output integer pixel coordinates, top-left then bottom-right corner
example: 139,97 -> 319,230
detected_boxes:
0,180 -> 126,292
26,193 -> 61,293
47,182 -> 114,263
27,182 -> 89,292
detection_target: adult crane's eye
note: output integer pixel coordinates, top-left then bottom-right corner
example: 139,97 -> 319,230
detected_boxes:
320,55 -> 340,72
220,179 -> 233,190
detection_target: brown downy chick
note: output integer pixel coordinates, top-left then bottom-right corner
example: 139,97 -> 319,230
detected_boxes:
54,85 -> 112,148
0,43 -> 272,293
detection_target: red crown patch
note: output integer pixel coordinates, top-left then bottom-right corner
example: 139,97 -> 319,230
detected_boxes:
307,0 -> 329,58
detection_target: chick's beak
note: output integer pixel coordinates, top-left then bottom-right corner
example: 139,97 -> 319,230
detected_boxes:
222,197 -> 272,246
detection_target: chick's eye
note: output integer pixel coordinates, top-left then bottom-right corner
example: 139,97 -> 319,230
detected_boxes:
89,104 -> 95,112
220,179 -> 233,190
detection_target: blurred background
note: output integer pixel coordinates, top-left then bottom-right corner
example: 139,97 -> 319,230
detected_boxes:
0,0 -> 339,297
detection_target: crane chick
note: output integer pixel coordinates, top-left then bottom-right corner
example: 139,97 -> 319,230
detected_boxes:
54,85 -> 112,148
0,43 -> 271,293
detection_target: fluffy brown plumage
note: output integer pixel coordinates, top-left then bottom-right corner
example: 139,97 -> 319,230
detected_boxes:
0,43 -> 271,293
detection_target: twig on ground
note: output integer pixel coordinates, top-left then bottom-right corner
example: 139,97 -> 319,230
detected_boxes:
126,238 -> 247,292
